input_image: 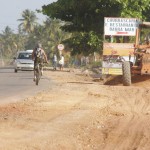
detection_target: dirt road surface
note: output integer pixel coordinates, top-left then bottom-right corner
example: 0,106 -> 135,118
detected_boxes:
0,68 -> 150,150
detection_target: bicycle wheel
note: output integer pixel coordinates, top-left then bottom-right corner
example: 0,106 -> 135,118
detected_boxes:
35,73 -> 39,85
35,64 -> 40,85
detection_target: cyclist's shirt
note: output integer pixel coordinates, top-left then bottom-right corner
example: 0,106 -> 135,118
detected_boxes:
34,48 -> 44,63
33,48 -> 45,69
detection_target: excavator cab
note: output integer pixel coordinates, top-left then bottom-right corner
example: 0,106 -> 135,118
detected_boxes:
133,22 -> 150,75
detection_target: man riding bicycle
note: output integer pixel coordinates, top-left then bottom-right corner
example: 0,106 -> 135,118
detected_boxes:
32,43 -> 48,81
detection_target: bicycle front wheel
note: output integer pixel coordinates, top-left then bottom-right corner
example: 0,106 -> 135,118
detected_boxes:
35,70 -> 39,85
35,67 -> 40,86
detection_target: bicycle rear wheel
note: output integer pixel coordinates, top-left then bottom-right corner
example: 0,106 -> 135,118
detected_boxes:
35,70 -> 39,85
35,64 -> 41,85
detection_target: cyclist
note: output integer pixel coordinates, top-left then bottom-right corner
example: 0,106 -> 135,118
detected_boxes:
32,43 -> 48,81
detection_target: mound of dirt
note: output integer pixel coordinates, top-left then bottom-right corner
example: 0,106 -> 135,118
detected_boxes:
103,74 -> 150,87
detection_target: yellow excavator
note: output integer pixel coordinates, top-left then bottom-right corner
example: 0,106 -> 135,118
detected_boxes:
102,18 -> 150,86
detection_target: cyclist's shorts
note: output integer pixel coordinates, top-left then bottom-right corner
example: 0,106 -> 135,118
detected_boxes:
34,58 -> 43,69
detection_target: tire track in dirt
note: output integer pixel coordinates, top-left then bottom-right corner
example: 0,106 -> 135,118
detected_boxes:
95,85 -> 150,150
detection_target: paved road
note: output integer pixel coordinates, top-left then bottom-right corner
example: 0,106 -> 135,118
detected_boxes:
0,68 -> 52,104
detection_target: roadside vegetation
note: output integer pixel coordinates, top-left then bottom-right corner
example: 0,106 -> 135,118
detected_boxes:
0,0 -> 150,67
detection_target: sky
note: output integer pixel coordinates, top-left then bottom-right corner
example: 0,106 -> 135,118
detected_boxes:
0,0 -> 57,33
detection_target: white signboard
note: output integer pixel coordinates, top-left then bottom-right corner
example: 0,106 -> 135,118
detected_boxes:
104,17 -> 140,36
57,44 -> 64,51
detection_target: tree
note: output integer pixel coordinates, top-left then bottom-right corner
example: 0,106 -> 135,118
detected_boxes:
0,26 -> 15,57
0,11 -> 72,60
42,0 -> 150,56
64,31 -> 102,56
42,0 -> 122,55
42,18 -> 72,53
25,18 -> 71,60
116,0 -> 150,20
18,9 -> 38,34
0,25 -> 28,60
43,0 -> 150,32
42,0 -> 122,33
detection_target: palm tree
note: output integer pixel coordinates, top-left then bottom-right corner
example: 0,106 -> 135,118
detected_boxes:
43,19 -> 72,52
41,18 -> 72,62
24,18 -> 72,60
18,9 -> 38,34
0,26 -> 15,57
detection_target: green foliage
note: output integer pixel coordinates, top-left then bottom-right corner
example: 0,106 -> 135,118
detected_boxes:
42,0 -> 150,56
0,26 -> 26,58
43,0 -> 150,30
18,9 -> 38,34
0,11 -> 71,60
25,18 -> 71,59
112,0 -> 150,20
91,61 -> 102,68
64,32 -> 102,56
42,0 -> 122,33
1,1 -> 150,60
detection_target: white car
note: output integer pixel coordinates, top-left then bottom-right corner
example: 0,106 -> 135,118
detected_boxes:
14,50 -> 34,73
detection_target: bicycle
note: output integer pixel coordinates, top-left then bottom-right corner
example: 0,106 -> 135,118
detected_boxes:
35,62 -> 42,85
34,61 -> 48,85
